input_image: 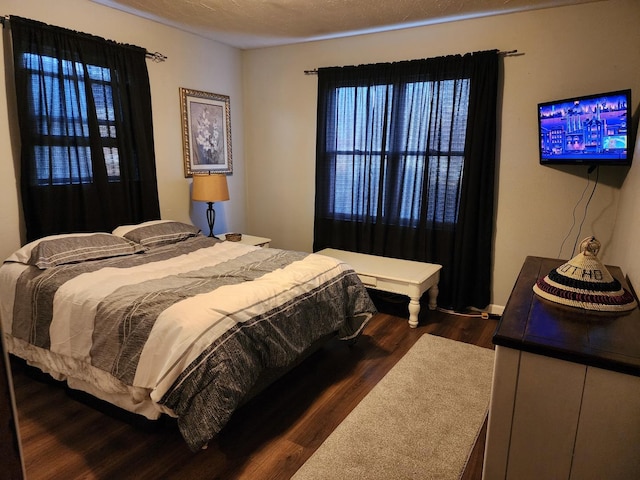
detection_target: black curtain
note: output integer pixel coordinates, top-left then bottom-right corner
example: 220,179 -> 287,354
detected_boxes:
313,51 -> 499,311
10,16 -> 160,241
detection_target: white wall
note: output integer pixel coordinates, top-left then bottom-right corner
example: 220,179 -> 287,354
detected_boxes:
609,127 -> 640,292
0,0 -> 247,260
242,0 -> 640,307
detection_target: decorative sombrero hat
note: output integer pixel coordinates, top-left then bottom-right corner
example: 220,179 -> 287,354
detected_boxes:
533,236 -> 637,312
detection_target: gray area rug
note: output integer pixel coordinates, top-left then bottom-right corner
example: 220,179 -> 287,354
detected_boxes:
292,334 -> 495,480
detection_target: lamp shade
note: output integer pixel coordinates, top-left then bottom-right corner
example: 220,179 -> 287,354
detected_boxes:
192,174 -> 230,202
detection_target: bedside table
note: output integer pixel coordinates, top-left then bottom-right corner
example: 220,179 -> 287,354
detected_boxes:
222,233 -> 271,247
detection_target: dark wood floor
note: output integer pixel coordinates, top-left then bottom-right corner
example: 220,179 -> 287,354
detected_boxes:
11,294 -> 498,480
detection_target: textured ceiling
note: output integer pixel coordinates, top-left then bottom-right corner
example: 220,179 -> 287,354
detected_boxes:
91,0 -> 602,49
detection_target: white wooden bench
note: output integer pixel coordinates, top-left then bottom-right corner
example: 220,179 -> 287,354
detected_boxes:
316,248 -> 442,328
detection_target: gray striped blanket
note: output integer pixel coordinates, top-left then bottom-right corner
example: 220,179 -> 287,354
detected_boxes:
0,237 -> 375,450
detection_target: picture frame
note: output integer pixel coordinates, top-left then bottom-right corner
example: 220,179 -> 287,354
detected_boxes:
180,88 -> 233,177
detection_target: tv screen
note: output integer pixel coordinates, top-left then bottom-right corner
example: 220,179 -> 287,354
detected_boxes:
538,89 -> 633,166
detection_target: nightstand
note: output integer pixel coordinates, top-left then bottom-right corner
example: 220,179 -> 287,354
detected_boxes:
222,233 -> 271,247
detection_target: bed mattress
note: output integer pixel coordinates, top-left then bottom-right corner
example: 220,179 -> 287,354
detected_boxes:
0,235 -> 375,450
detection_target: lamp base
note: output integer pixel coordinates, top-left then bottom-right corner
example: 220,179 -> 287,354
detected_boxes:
206,202 -> 218,239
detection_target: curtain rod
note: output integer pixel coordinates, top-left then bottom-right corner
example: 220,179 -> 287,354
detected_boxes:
1,15 -> 167,63
303,49 -> 523,75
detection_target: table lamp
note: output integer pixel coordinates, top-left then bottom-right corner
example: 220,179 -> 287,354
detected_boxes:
192,174 -> 229,238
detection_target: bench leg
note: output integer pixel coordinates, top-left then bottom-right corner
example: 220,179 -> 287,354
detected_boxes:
428,284 -> 439,310
408,298 -> 420,328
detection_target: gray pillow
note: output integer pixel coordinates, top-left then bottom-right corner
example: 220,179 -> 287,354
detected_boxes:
6,233 -> 146,269
113,220 -> 201,248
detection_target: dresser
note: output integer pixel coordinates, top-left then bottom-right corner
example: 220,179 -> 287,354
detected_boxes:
483,256 -> 640,480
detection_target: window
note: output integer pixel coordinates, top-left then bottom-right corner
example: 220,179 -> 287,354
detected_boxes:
24,53 -> 121,185
10,15 -> 160,241
314,52 -> 499,311
328,79 -> 469,226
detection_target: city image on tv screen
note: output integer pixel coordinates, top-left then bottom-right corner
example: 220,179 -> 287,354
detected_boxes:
538,89 -> 632,166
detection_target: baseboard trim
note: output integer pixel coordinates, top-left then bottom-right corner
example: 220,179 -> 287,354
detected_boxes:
469,304 -> 504,318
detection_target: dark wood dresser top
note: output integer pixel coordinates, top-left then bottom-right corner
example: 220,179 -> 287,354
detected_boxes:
493,256 -> 640,377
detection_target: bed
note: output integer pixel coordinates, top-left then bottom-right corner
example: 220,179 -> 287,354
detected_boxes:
0,221 -> 376,451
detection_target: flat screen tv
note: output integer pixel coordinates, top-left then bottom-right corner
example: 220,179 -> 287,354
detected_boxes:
538,89 -> 633,166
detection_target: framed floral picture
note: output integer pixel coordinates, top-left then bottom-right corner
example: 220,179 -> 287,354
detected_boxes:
180,88 -> 232,177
